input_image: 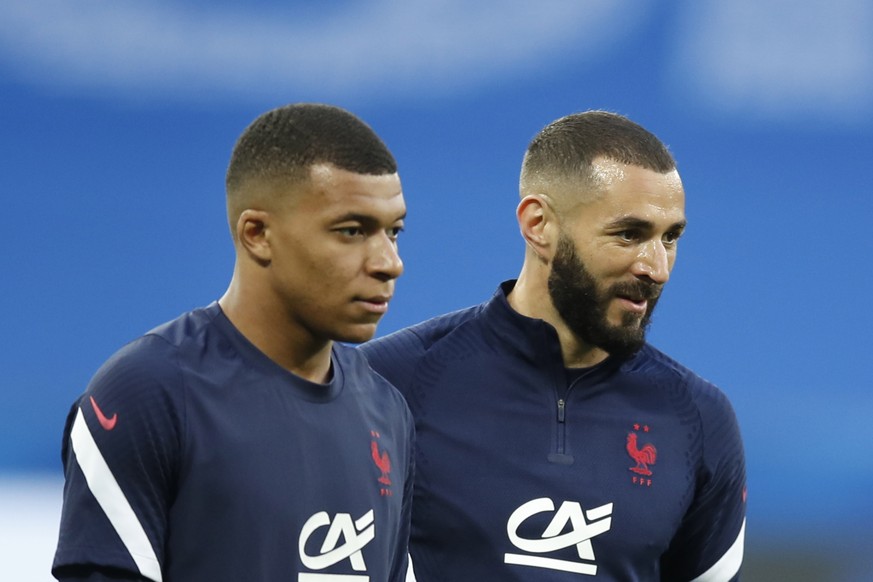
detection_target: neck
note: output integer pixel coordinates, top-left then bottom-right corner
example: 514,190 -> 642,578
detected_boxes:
219,270 -> 333,383
508,261 -> 609,369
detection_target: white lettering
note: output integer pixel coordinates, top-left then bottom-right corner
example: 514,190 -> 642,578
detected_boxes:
298,510 -> 375,580
505,498 -> 613,576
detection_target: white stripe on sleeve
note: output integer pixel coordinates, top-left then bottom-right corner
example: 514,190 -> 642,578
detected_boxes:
690,518 -> 746,582
405,555 -> 416,581
70,407 -> 163,582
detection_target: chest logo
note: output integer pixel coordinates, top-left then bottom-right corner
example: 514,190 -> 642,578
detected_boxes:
627,423 -> 657,486
299,509 -> 375,578
370,430 -> 393,496
504,498 -> 614,576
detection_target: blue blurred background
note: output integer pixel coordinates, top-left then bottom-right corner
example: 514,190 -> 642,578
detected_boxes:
2,1 -> 872,579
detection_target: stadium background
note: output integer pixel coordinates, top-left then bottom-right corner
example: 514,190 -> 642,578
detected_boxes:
2,1 -> 871,579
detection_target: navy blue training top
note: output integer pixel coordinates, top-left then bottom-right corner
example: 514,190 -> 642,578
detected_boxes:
53,302 -> 414,582
360,281 -> 746,581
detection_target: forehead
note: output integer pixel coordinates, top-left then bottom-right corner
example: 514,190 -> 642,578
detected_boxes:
573,158 -> 685,225
296,163 -> 405,216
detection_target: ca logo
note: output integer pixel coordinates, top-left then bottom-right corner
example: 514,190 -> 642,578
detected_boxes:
504,498 -> 613,576
298,509 -> 375,580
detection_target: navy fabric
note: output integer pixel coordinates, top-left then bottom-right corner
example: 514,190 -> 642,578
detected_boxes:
360,281 -> 746,581
54,302 -> 414,581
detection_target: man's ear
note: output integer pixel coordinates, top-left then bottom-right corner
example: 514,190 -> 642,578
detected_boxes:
517,194 -> 558,262
236,209 -> 272,265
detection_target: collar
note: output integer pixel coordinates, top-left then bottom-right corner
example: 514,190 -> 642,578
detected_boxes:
205,301 -> 345,402
480,280 -> 564,368
481,280 -> 625,381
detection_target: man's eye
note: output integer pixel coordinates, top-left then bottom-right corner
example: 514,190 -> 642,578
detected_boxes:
338,227 -> 364,237
664,231 -> 681,244
388,226 -> 404,240
617,230 -> 638,242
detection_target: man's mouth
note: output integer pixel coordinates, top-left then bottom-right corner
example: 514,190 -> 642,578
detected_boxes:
613,283 -> 660,315
616,295 -> 648,314
357,295 -> 392,314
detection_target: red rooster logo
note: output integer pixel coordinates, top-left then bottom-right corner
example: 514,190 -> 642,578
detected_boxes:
371,439 -> 392,486
626,431 -> 657,476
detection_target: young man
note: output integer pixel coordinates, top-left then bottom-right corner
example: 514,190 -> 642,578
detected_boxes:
53,103 -> 414,581
361,111 -> 747,581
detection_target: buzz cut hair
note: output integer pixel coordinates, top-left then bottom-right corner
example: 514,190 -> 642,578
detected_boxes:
520,110 -> 676,204
225,103 -> 397,228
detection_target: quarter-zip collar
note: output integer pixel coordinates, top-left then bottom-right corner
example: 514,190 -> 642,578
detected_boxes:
480,280 -> 627,388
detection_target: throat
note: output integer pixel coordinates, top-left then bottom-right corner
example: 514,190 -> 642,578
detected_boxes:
560,333 -> 609,369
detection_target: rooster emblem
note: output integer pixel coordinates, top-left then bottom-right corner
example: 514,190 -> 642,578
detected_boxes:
371,437 -> 392,486
626,431 -> 657,476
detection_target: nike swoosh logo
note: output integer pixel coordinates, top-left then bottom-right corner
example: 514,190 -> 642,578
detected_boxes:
89,395 -> 118,431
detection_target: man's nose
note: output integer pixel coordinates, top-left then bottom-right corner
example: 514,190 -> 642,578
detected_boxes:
632,240 -> 671,285
368,233 -> 404,280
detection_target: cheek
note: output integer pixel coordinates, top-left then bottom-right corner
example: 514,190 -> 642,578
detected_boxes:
281,237 -> 350,275
583,250 -> 633,280
309,254 -> 365,292
273,247 -> 338,297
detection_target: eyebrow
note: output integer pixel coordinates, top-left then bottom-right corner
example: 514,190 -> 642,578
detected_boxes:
332,211 -> 407,226
604,216 -> 687,232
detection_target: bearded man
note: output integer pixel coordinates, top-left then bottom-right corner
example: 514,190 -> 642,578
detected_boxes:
360,110 -> 746,582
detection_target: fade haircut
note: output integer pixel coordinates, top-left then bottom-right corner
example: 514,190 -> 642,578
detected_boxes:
520,111 -> 676,211
225,103 -> 397,231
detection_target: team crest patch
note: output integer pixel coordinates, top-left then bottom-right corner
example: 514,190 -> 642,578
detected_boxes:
626,423 -> 657,486
370,430 -> 393,496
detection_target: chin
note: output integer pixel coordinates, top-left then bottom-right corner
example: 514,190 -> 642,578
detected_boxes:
334,324 -> 379,345
607,318 -> 641,331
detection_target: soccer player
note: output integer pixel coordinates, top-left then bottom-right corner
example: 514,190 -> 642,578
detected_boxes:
52,103 -> 414,581
361,111 -> 747,581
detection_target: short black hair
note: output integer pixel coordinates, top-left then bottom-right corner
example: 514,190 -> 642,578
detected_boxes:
224,103 -> 397,233
226,103 -> 397,193
520,111 -> 676,200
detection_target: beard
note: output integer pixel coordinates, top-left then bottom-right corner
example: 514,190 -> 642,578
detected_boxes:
547,234 -> 662,359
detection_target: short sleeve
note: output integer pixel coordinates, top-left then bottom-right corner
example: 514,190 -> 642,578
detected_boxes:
661,383 -> 747,581
53,336 -> 185,582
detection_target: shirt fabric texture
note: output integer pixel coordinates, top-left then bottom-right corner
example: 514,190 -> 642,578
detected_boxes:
53,302 -> 414,582
359,281 -> 746,581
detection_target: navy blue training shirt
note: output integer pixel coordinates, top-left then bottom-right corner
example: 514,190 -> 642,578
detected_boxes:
360,281 -> 746,581
53,302 -> 414,581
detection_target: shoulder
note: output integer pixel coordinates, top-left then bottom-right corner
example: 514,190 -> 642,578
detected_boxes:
358,303 -> 485,391
364,304 -> 484,356
336,344 -> 413,411
82,306 -> 219,409
630,344 -> 736,413
61,311 -> 215,475
631,345 -> 744,467
142,303 -> 218,352
89,334 -> 181,400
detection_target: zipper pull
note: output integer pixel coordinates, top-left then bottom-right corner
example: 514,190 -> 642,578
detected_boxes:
557,399 -> 566,422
